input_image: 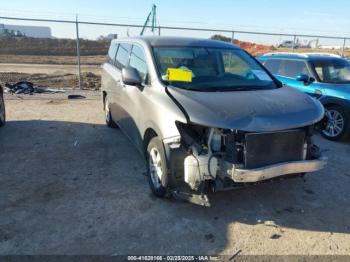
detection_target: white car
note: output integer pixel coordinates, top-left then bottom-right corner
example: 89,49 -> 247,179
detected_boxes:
278,40 -> 299,48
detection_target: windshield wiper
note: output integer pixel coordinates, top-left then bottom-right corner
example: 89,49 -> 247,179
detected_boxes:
220,86 -> 268,91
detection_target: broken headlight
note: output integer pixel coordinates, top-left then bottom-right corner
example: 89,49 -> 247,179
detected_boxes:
175,121 -> 211,154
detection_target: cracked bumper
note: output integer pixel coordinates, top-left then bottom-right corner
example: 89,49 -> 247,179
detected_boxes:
231,157 -> 327,183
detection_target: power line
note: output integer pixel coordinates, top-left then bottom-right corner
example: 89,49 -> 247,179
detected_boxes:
0,10 -> 348,37
0,15 -> 349,40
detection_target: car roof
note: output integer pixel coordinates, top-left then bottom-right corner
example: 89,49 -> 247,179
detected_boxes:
111,36 -> 240,49
259,52 -> 346,62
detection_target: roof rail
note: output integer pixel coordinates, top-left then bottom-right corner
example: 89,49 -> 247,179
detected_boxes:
263,52 -> 342,58
303,53 -> 341,58
263,52 -> 308,57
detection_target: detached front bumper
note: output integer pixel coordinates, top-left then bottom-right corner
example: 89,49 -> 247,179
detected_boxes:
231,157 -> 327,183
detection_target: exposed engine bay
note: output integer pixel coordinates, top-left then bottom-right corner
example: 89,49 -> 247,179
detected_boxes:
174,122 -> 326,197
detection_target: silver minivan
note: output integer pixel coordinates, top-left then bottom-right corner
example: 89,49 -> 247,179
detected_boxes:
101,36 -> 326,206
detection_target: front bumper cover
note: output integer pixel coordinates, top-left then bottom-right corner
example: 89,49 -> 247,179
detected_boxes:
231,157 -> 327,183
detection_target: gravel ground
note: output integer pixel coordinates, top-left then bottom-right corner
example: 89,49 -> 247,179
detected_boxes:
0,91 -> 350,256
0,63 -> 102,90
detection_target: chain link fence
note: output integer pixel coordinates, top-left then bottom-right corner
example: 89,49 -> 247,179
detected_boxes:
0,15 -> 349,90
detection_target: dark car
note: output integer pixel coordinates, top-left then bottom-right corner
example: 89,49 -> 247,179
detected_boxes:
102,37 -> 326,206
0,85 -> 5,127
258,52 -> 350,141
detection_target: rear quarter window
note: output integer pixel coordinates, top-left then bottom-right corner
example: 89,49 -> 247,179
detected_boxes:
264,59 -> 282,75
107,43 -> 118,64
282,60 -> 310,78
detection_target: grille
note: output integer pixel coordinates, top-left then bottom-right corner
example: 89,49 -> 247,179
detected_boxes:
244,130 -> 305,169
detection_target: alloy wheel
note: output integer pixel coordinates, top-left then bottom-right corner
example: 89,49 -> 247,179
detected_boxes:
322,109 -> 345,138
148,147 -> 163,189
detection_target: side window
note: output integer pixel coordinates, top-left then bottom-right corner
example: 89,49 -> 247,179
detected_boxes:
115,43 -> 131,69
107,43 -> 118,64
129,45 -> 148,84
282,60 -> 310,78
264,59 -> 282,75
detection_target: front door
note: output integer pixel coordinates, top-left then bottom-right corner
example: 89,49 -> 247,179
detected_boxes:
118,44 -> 149,152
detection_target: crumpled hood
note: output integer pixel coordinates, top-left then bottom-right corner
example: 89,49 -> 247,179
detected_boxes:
168,86 -> 324,131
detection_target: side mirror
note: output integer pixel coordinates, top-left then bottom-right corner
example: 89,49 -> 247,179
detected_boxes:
296,74 -> 315,85
122,67 -> 142,86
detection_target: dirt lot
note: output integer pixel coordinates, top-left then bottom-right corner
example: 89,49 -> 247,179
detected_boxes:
0,91 -> 350,256
0,64 -> 101,90
0,55 -> 106,65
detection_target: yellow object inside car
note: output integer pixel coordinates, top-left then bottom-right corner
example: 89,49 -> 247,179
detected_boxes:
167,68 -> 193,82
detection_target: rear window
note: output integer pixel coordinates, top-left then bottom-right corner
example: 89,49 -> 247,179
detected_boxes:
115,43 -> 132,69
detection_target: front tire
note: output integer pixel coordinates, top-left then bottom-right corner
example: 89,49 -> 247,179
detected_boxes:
321,105 -> 349,141
146,137 -> 169,198
104,96 -> 117,128
0,93 -> 5,127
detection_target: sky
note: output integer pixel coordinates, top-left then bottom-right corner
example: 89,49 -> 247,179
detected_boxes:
0,0 -> 349,46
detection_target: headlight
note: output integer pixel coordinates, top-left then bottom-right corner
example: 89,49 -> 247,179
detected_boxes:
175,121 -> 209,154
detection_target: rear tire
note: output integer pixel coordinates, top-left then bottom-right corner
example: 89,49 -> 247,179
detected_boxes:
104,96 -> 117,128
146,137 -> 169,198
321,105 -> 349,141
0,93 -> 5,127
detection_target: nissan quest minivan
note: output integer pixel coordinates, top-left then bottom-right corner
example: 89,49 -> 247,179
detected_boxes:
101,37 -> 327,206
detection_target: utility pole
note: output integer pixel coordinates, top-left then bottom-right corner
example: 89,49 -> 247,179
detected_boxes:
342,38 -> 346,57
292,35 -> 297,52
140,4 -> 157,36
76,14 -> 82,89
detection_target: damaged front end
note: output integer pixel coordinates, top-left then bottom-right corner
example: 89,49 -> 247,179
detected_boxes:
165,122 -> 327,207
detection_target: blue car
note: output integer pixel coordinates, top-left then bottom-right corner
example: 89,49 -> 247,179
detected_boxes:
258,53 -> 350,141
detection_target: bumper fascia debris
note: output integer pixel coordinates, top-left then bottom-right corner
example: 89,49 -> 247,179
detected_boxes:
231,157 -> 327,183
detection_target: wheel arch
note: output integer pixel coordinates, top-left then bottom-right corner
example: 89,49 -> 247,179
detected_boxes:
320,96 -> 350,111
143,128 -> 159,153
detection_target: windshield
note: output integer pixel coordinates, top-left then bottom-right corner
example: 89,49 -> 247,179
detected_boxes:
153,47 -> 277,91
312,59 -> 350,84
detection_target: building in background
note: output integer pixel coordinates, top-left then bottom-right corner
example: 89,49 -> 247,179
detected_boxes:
97,33 -> 118,41
0,24 -> 51,38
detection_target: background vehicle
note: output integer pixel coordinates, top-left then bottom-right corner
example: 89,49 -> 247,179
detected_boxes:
258,53 -> 350,141
101,37 -> 326,206
0,85 -> 5,127
278,40 -> 298,49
